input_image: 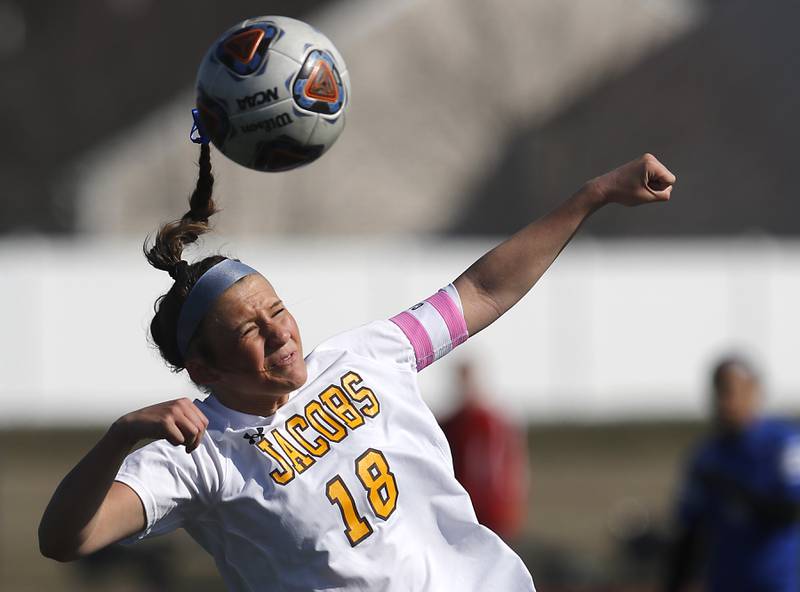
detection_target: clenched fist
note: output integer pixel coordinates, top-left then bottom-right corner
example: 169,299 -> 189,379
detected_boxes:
111,398 -> 209,453
588,153 -> 676,207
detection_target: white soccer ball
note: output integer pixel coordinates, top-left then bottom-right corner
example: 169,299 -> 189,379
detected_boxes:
195,16 -> 350,172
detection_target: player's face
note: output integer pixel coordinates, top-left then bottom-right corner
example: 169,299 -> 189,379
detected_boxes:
713,365 -> 760,432
193,274 -> 307,407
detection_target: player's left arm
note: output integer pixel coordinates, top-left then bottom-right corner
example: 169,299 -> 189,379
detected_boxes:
454,154 -> 675,336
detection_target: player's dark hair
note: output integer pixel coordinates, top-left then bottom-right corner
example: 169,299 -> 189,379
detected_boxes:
712,355 -> 760,390
144,143 -> 226,370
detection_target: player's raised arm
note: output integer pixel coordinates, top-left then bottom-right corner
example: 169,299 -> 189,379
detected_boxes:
454,153 -> 675,336
38,398 -> 208,561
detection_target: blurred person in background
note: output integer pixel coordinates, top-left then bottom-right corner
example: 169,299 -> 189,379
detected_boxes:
663,356 -> 800,592
440,361 -> 528,542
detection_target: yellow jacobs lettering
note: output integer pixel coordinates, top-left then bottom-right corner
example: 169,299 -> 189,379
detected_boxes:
286,415 -> 330,457
341,371 -> 380,417
320,385 -> 365,429
272,429 -> 315,473
256,439 -> 295,485
252,370 -> 383,486
306,400 -> 347,442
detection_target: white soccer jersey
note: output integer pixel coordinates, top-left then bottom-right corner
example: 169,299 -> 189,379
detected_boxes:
116,285 -> 535,592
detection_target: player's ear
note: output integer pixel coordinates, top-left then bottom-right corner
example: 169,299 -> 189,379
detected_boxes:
186,357 -> 221,386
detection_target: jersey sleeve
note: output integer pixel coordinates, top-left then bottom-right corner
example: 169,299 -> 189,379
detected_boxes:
114,435 -> 224,542
388,283 -> 469,372
316,284 -> 469,371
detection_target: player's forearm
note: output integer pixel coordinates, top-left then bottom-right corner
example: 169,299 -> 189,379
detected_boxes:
455,184 -> 604,335
38,424 -> 135,561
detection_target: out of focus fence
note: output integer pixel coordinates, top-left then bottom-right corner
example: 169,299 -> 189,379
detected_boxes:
2,237 -> 798,426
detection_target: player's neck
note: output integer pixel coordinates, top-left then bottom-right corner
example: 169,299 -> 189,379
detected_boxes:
213,389 -> 291,417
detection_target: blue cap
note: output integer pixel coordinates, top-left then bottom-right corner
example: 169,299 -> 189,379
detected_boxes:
176,259 -> 259,359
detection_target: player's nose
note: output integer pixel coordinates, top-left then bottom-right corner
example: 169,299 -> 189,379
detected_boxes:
264,326 -> 291,350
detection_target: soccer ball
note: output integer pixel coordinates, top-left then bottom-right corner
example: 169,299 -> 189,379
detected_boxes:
195,16 -> 350,172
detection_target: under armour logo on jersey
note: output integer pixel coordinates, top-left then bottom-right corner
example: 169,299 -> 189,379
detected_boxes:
244,427 -> 266,445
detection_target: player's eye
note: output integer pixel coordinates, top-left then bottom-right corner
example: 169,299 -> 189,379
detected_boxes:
273,308 -> 285,317
240,324 -> 258,338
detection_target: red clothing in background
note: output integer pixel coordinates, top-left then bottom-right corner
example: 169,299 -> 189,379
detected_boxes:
440,401 -> 527,541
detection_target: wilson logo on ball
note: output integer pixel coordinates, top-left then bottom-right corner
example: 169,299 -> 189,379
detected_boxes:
239,112 -> 293,134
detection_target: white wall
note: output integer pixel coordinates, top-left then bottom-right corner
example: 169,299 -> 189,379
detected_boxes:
1,237 -> 798,426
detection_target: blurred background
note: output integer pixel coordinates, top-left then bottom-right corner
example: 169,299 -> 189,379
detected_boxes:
2,0 -> 799,590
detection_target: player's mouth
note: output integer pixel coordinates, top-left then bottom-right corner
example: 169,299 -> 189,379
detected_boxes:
267,351 -> 297,371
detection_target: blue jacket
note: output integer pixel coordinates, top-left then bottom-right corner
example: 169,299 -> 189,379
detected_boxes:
678,418 -> 800,592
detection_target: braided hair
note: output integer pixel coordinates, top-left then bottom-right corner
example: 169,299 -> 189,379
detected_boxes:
144,143 -> 226,370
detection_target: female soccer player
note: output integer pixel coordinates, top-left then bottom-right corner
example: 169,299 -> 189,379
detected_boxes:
39,144 -> 674,591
